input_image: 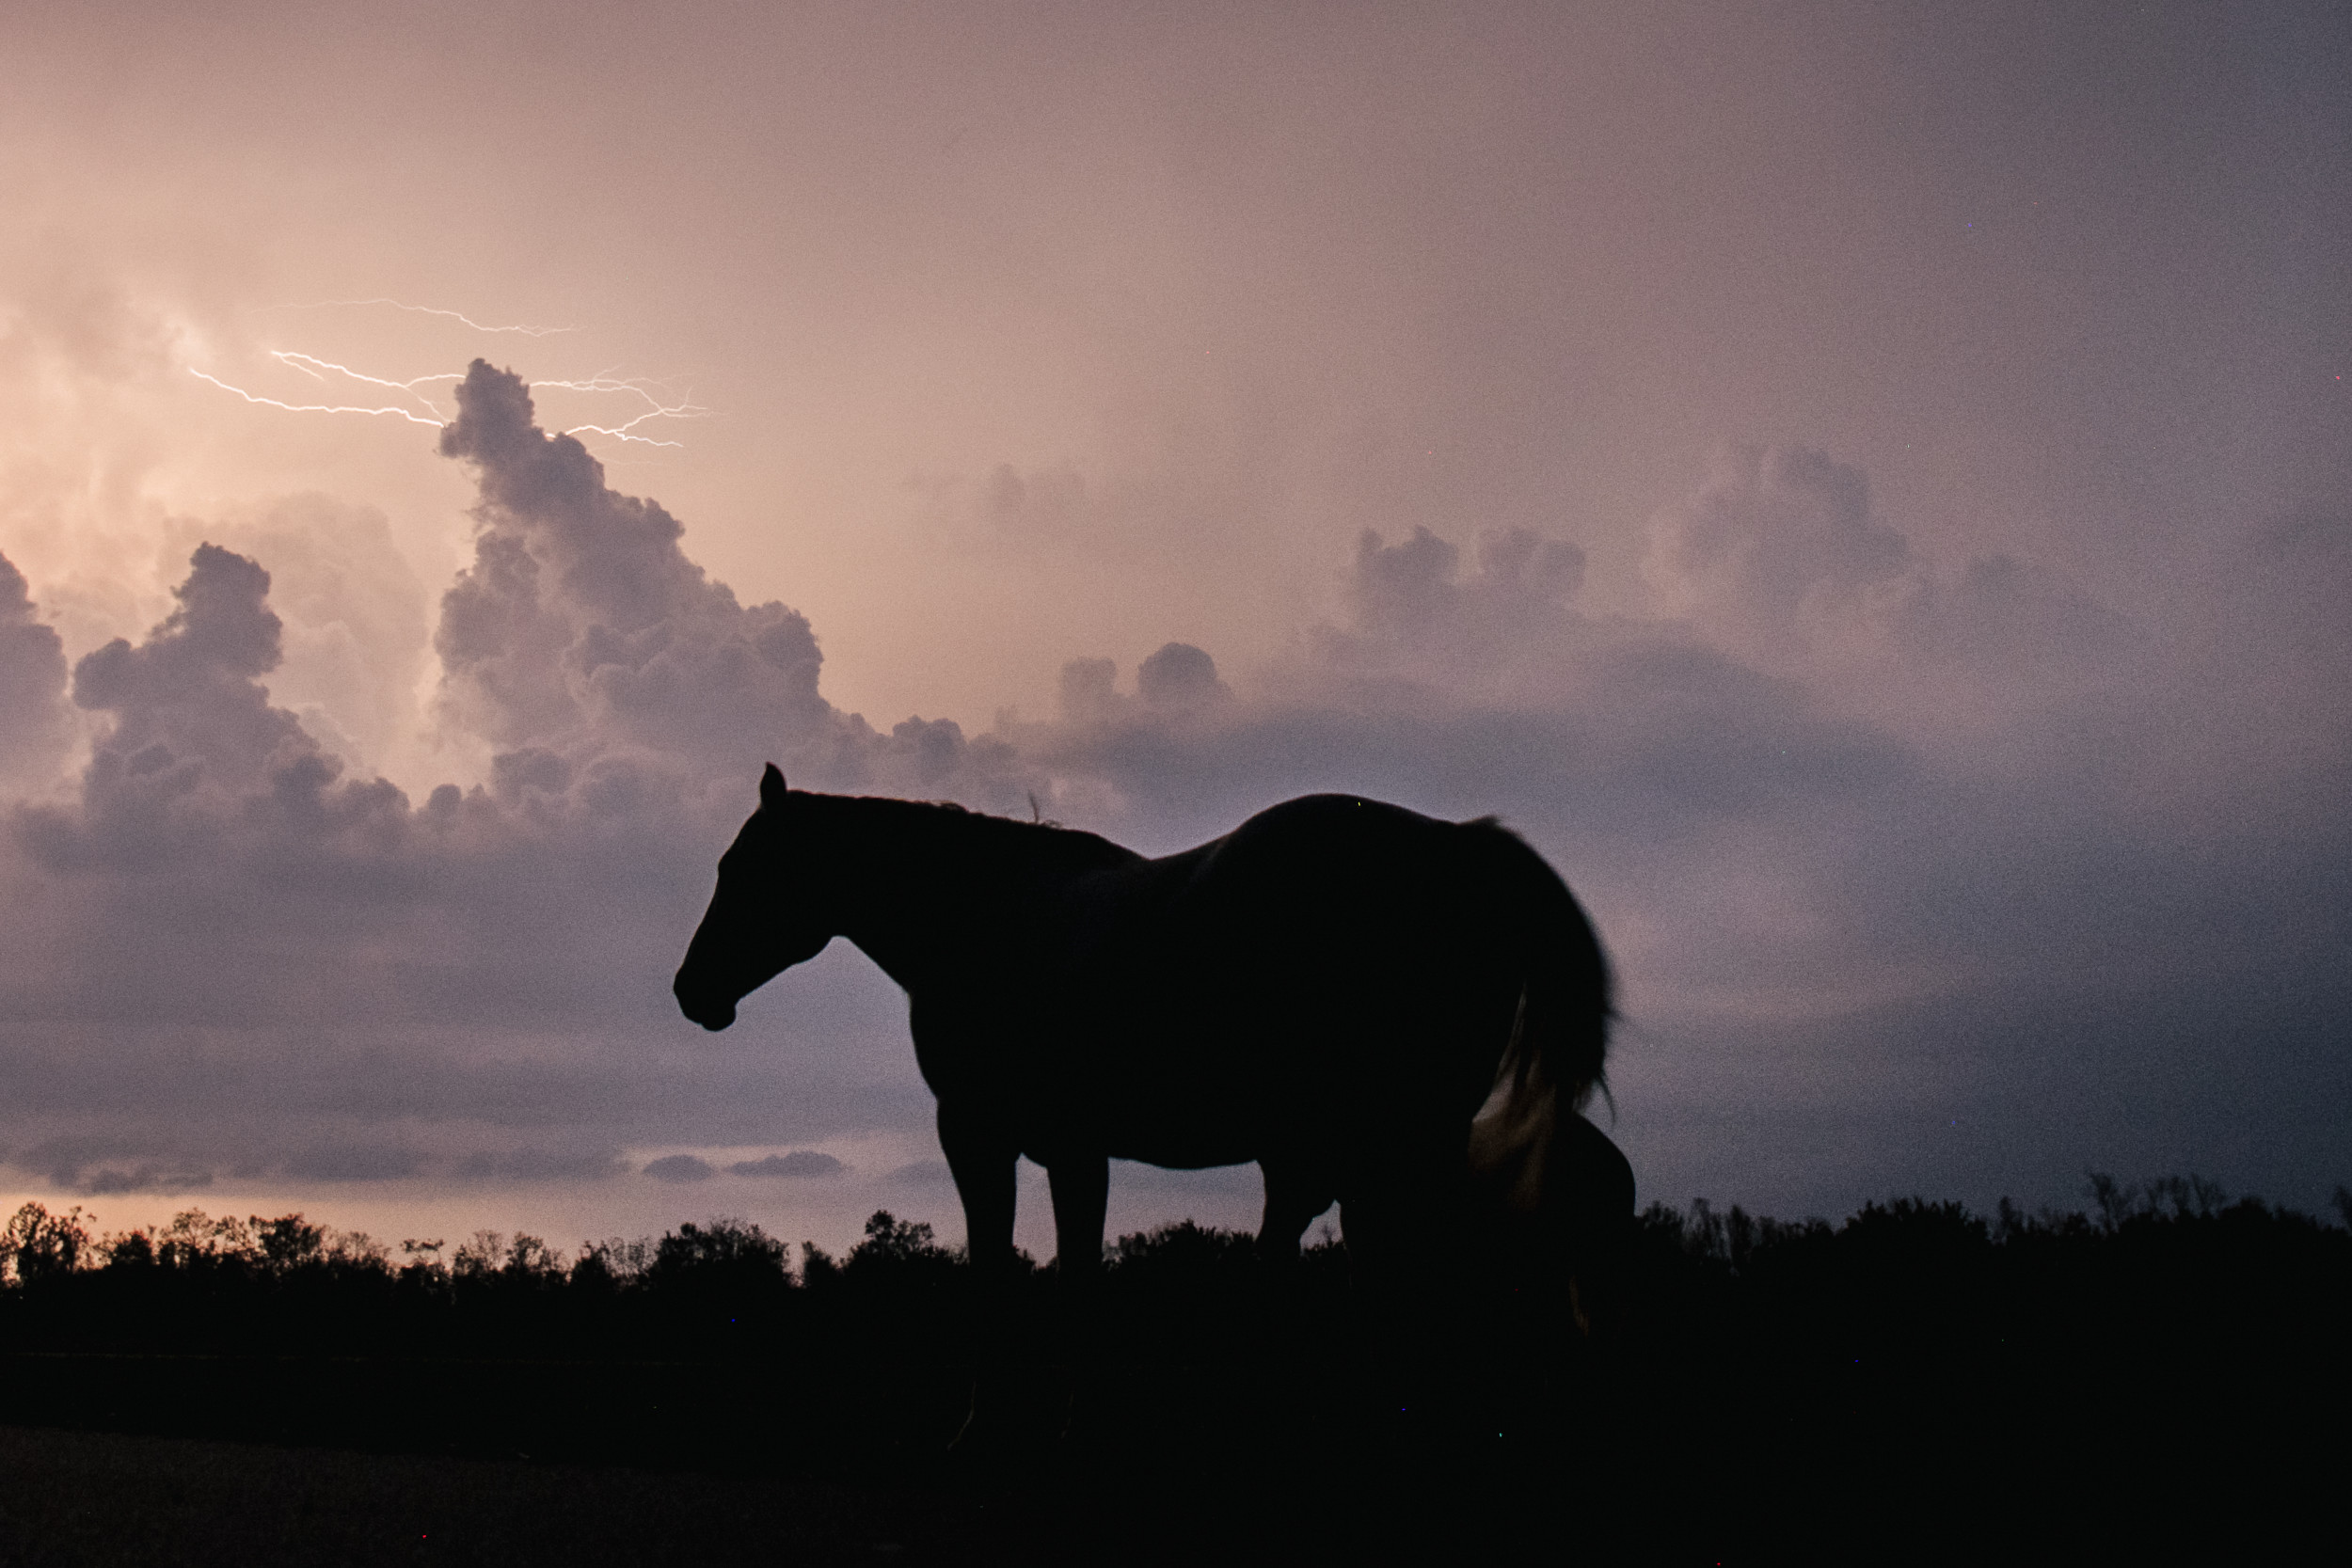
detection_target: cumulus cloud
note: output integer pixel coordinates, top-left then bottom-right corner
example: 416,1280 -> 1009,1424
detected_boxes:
993,453 -> 2348,1212
1346,524 -> 1588,657
734,1151 -> 856,1175
1638,447 -> 2137,754
67,543 -> 310,795
432,359 -> 1036,810
435,364 -> 830,772
0,363 -> 1009,1196
1053,641 -> 1232,730
1136,642 -> 1230,714
728,1150 -> 846,1179
0,551 -> 70,788
9,541 -> 421,1035
1251,521 -> 1630,723
1644,445 -> 1913,657
169,495 -> 434,782
0,372 -> 2341,1230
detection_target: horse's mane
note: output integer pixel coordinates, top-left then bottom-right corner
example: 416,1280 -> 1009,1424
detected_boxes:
828,793 -> 1142,879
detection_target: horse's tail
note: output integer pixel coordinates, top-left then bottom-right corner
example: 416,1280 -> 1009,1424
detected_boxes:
1456,825 -> 1634,1331
1463,822 -> 1613,1204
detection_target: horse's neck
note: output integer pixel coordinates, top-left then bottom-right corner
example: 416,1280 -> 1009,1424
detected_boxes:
816,795 -> 1007,993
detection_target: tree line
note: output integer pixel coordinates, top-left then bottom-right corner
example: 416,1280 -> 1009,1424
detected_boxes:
5,1173 -> 2344,1370
5,1178 -> 2341,1547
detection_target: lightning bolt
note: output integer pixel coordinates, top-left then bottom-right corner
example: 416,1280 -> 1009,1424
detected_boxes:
187,367 -> 446,427
271,352 -> 463,420
188,304 -> 710,448
532,372 -> 710,447
260,298 -> 579,336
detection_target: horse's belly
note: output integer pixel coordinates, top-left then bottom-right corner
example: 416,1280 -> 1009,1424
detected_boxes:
1082,1031 -> 1299,1168
1106,1135 -> 1258,1171
1013,1085 -> 1258,1170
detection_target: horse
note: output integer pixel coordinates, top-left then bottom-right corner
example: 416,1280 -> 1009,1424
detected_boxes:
674,766 -> 1627,1323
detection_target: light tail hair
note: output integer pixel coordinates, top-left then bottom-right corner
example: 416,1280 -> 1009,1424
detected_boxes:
1469,989 -> 1565,1212
1461,818 -> 1613,1216
1469,966 -> 1612,1214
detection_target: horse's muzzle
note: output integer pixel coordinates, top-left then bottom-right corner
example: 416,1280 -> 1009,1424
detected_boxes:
674,974 -> 737,1032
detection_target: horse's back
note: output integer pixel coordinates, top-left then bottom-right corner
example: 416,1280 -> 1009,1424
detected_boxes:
1064,796 -> 1445,944
1163,795 -> 1476,917
1074,797 -> 1549,1139
1161,796 -> 1551,978
1211,792 -> 1450,863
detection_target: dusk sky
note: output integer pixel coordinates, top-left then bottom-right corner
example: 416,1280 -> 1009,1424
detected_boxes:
3,1 -> 2345,1259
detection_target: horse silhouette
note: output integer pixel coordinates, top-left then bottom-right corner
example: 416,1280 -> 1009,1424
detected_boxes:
675,766 -> 1628,1325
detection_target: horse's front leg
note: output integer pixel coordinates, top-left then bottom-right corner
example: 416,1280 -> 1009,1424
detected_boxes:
1044,1151 -> 1108,1438
1046,1152 -> 1107,1285
939,1098 -> 1018,1452
940,1098 -> 1018,1269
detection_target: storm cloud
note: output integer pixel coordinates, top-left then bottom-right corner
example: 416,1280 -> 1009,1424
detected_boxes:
0,552 -> 69,788
0,365 -> 1011,1206
1,370 -> 2344,1236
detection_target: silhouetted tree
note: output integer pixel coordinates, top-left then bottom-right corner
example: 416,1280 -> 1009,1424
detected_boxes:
503,1234 -> 565,1282
103,1228 -> 157,1270
259,1214 -> 326,1274
453,1230 -> 507,1278
648,1218 -> 789,1285
570,1237 -> 648,1296
1108,1219 -> 1257,1278
2,1202 -> 90,1285
846,1211 -> 956,1270
158,1210 -> 260,1273
397,1237 -> 449,1293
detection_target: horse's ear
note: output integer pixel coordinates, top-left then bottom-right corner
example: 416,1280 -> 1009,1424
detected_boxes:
760,763 -> 788,813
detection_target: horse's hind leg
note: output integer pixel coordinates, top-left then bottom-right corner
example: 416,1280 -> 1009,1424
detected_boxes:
1252,1160 -> 1336,1439
1340,1132 -> 1474,1432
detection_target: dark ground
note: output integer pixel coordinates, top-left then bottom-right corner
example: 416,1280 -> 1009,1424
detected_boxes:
0,1362 -> 1609,1567
0,1348 -> 1569,1567
4,1194 -> 2346,1563
0,1423 -> 1018,1568
2,1340 -> 2334,1564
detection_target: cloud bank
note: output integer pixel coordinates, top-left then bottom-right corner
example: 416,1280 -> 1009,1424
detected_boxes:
1,362 -> 2344,1239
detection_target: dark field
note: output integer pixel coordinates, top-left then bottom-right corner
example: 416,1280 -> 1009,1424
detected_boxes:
4,1182 -> 2345,1564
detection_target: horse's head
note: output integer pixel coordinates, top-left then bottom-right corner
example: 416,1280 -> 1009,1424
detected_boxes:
674,764 -> 834,1031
